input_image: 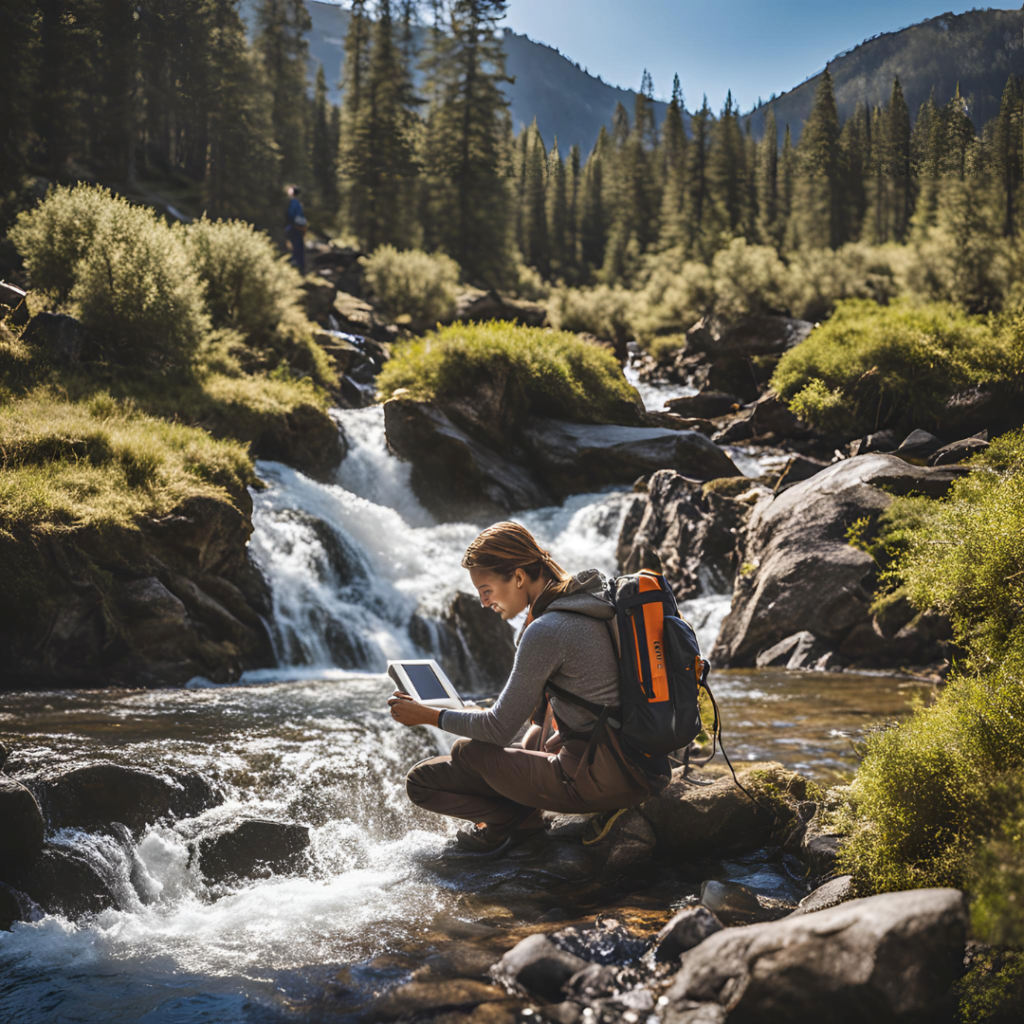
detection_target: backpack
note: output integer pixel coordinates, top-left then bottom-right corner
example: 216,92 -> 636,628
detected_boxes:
544,568 -> 723,776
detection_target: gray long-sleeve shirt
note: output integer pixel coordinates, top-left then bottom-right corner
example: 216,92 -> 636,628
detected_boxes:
439,570 -> 621,747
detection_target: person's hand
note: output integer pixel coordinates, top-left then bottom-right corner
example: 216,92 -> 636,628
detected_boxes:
388,690 -> 441,728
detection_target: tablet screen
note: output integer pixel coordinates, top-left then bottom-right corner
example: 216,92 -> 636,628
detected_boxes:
404,663 -> 449,701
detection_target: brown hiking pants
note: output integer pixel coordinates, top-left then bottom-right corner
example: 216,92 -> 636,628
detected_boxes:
406,725 -> 650,834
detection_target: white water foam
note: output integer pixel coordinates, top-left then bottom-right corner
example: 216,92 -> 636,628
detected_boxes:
623,362 -> 697,411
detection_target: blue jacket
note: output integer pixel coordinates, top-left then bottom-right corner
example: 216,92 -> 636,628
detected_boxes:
286,197 -> 304,229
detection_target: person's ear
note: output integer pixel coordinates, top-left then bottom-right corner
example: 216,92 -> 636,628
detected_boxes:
515,569 -> 524,589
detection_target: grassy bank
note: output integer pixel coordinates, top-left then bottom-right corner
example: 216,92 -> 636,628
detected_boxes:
829,431 -> 1024,1018
2,185 -> 340,536
377,320 -> 642,425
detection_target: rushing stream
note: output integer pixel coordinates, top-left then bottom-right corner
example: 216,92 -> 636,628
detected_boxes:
0,395 -> 923,1023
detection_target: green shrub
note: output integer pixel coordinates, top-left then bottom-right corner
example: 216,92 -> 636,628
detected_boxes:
786,243 -> 903,321
629,259 -> 713,342
11,184 -> 209,369
711,238 -> 790,321
958,949 -> 1024,1024
181,217 -> 306,342
363,246 -> 460,324
377,321 -> 642,425
546,284 -> 634,343
835,652 -> 1024,893
771,299 -> 1009,436
0,391 -> 254,535
896,430 -> 1024,671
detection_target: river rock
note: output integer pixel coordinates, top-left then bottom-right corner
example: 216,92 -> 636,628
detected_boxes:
0,776 -> 45,876
31,762 -> 222,833
790,875 -> 857,916
699,880 -> 788,926
665,392 -> 744,419
13,845 -> 119,918
332,290 -> 398,343
772,454 -> 829,491
712,455 -> 965,669
638,763 -> 800,857
551,917 -> 648,966
384,398 -> 552,520
523,419 -> 741,501
892,428 -> 944,464
248,399 -> 346,481
928,436 -> 989,466
654,907 -> 725,962
617,470 -> 753,600
755,631 -> 833,670
0,490 -> 275,687
938,380 -> 1023,438
0,883 -> 24,930
661,888 -> 967,1024
370,979 -> 511,1021
0,741 -> 8,771
494,934 -> 591,1002
195,819 -> 310,881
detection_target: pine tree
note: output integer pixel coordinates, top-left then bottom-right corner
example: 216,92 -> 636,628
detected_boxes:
791,68 -> 844,249
911,90 -> 944,236
888,78 -> 913,241
255,0 -> 312,189
423,0 -> 513,282
989,75 -> 1022,237
755,107 -> 779,247
840,101 -> 870,242
310,63 -> 340,225
520,119 -> 549,273
685,97 -> 713,257
658,74 -> 688,250
863,103 -> 889,244
1,0 -> 39,205
578,128 -> 608,277
709,91 -> 746,237
547,138 -> 569,277
945,83 -> 976,180
566,143 -> 581,277
778,124 -> 794,249
90,0 -> 142,182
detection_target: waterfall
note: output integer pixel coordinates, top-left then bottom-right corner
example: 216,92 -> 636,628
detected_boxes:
248,406 -> 635,675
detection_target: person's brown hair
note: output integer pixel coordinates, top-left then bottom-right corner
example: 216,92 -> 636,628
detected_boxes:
461,522 -> 569,585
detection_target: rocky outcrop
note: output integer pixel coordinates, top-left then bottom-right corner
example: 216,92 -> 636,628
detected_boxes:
522,420 -> 741,499
248,398 -> 346,479
28,762 -> 222,833
654,907 -> 725,962
451,288 -> 547,329
195,819 -> 310,881
0,492 -> 275,688
661,888 -> 967,1024
712,455 -> 965,669
384,398 -> 552,520
11,844 -> 120,919
617,471 -> 759,599
0,776 -> 45,875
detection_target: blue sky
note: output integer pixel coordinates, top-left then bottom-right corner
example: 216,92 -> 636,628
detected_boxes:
501,1 -> 1021,111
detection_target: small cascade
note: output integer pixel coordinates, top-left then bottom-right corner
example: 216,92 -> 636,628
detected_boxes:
249,406 -> 635,674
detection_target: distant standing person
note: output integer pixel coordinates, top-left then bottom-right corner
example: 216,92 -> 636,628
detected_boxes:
285,185 -> 307,275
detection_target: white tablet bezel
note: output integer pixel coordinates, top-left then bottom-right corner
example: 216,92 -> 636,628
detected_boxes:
387,659 -> 465,710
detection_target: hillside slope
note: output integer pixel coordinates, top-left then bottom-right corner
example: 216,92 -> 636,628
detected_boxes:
747,8 -> 1023,141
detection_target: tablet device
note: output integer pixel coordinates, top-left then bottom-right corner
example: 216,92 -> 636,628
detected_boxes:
387,659 -> 465,710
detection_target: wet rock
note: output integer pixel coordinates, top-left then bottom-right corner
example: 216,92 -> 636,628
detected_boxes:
551,917 -> 648,966
370,979 -> 510,1021
654,907 -> 725,962
22,311 -> 86,366
603,808 -> 657,872
522,420 -> 741,499
800,815 -> 843,877
451,288 -> 547,329
494,933 -> 591,1002
772,454 -> 829,491
32,762 -> 222,833
0,776 -> 45,876
424,591 -> 516,694
755,631 -> 833,670
929,436 -> 989,466
564,963 -> 619,1000
790,875 -> 856,916
665,391 -> 744,419
0,740 -> 8,771
195,819 -> 310,881
847,428 -> 902,458
893,428 -> 944,464
13,845 -> 119,918
639,763 -> 794,857
332,290 -> 398,344
699,880 -> 788,926
713,455 -> 965,668
541,1001 -> 583,1024
616,470 -> 752,599
247,399 -> 345,481
0,883 -> 24,930
939,380 -> 1023,438
300,275 -> 337,323
384,398 -> 552,520
662,888 -> 967,1024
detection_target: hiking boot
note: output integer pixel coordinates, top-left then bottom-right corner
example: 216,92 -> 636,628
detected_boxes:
582,807 -> 629,846
455,821 -> 548,859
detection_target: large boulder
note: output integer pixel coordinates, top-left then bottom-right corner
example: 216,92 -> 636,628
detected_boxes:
195,819 -> 310,881
384,398 -> 552,520
654,907 -> 725,963
0,776 -> 45,876
493,934 -> 590,1002
661,888 -> 967,1024
712,455 -> 965,668
638,763 -> 804,857
30,762 -> 222,833
617,470 -> 756,599
522,420 -> 741,499
12,845 -> 120,918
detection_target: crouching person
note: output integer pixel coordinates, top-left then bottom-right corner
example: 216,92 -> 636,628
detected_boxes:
388,522 -> 669,858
